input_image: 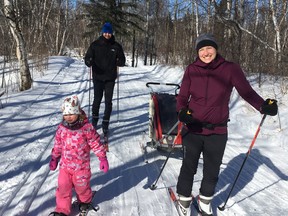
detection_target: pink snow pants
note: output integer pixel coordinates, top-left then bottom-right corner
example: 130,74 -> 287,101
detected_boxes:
55,168 -> 92,215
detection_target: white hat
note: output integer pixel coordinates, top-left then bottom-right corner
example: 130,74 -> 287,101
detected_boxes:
61,95 -> 81,115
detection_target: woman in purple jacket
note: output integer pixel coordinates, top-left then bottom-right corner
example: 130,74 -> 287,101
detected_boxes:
175,34 -> 278,216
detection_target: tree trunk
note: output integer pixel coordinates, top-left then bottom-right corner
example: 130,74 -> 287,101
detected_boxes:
132,30 -> 136,67
57,0 -> 69,56
269,0 -> 282,63
4,0 -> 32,91
144,0 -> 150,65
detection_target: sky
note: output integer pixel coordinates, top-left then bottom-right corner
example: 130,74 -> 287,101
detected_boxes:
0,54 -> 287,216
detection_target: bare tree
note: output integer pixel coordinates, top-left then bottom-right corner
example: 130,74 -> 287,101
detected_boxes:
2,0 -> 288,87
3,0 -> 32,91
144,0 -> 150,65
269,0 -> 287,73
55,0 -> 70,55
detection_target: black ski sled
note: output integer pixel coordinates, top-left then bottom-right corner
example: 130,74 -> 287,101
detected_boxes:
146,82 -> 182,150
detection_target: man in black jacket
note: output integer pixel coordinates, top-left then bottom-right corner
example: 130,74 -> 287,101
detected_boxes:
84,22 -> 126,135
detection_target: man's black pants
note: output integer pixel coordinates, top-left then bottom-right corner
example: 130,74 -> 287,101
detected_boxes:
92,79 -> 115,124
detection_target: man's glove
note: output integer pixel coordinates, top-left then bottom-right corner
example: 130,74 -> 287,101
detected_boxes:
178,108 -> 194,124
49,156 -> 59,171
99,157 -> 109,173
261,99 -> 278,116
84,58 -> 93,67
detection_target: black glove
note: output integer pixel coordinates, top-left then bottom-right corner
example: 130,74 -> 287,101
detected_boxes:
84,58 -> 93,67
178,108 -> 194,124
261,99 -> 278,116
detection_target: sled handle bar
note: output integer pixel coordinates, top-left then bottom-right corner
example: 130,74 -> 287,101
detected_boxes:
146,82 -> 180,89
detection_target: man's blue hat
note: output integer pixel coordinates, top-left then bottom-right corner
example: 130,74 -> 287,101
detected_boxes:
101,22 -> 113,34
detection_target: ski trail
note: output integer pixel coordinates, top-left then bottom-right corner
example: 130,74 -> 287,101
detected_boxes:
111,65 -> 177,215
0,57 -> 75,127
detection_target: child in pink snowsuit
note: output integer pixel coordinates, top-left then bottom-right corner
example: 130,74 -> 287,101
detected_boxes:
49,95 -> 109,216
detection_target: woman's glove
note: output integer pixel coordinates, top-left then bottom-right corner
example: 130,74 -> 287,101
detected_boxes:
260,99 -> 278,116
99,157 -> 109,173
49,156 -> 59,171
178,108 -> 194,124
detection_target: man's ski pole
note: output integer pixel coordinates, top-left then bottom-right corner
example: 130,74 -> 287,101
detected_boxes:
88,67 -> 92,120
218,114 -> 267,211
150,121 -> 182,190
117,66 -> 120,122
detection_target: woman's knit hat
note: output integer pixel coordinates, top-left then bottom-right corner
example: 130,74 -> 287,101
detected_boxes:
195,33 -> 218,52
101,22 -> 113,34
61,95 -> 81,115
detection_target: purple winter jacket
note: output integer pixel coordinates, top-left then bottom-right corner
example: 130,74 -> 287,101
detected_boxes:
177,54 -> 264,135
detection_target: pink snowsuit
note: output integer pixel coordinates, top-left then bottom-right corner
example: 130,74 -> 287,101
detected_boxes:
51,114 -> 106,215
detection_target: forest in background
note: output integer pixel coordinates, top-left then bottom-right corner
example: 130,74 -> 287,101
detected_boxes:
1,0 -> 288,92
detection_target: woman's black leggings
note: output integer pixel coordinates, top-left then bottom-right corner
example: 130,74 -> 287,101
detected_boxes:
176,130 -> 227,197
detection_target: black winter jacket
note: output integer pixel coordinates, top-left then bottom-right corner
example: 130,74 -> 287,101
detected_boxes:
84,35 -> 126,81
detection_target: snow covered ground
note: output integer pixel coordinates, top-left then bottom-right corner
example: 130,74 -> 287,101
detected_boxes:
0,55 -> 287,216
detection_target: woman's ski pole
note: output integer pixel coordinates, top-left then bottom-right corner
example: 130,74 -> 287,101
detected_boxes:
218,114 -> 267,211
150,121 -> 182,190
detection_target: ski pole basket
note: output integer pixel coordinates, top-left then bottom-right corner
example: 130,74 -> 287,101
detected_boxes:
146,82 -> 182,150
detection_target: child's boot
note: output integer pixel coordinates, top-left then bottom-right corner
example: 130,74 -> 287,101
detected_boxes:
79,202 -> 91,214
